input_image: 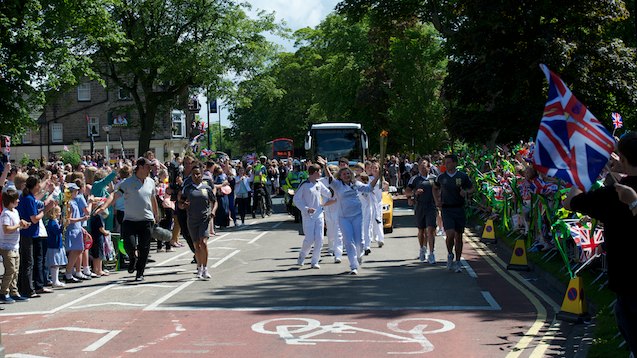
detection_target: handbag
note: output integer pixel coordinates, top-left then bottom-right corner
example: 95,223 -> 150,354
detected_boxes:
82,228 -> 93,250
151,225 -> 172,242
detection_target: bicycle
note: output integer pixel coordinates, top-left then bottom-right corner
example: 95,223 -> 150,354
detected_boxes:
254,186 -> 267,218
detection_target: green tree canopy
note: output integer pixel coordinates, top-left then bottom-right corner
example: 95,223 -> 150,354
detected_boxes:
0,0 -> 118,135
92,0 -> 283,154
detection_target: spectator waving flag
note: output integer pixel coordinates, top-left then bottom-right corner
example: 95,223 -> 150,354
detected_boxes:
611,112 -> 623,129
532,64 -> 615,191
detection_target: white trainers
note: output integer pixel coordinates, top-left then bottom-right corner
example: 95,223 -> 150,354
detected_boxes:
454,261 -> 462,273
52,281 -> 66,288
334,257 -> 342,264
436,228 -> 444,236
196,266 -> 204,279
350,269 -> 358,275
419,247 -> 426,262
446,254 -> 454,270
311,264 -> 320,269
428,253 -> 436,265
202,267 -> 212,279
357,255 -> 363,266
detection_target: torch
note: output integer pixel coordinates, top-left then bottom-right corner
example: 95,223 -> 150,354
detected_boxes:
379,130 -> 389,175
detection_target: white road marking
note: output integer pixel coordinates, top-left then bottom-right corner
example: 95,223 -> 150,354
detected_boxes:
211,250 -> 241,268
23,326 -> 121,352
147,303 -> 500,311
71,302 -> 146,309
248,232 -> 268,244
112,284 -> 177,289
144,280 -> 196,311
125,321 -> 184,353
460,258 -> 478,278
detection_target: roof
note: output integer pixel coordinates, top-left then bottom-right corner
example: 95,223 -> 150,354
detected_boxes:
310,123 -> 361,130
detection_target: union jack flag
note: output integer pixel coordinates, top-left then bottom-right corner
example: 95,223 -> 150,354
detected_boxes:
532,64 -> 615,191
569,223 -> 604,262
611,112 -> 623,129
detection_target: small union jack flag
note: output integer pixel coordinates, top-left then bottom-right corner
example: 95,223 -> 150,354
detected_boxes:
611,112 -> 623,129
569,223 -> 604,262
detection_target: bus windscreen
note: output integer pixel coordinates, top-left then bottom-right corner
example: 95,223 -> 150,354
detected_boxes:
315,129 -> 362,162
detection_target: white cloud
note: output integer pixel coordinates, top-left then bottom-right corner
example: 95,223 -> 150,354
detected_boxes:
247,0 -> 339,30
200,0 -> 340,127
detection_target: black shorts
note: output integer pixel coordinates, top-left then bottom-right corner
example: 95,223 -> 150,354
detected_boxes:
415,205 -> 437,229
441,207 -> 466,232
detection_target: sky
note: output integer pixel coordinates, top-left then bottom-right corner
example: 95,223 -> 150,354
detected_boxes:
198,0 -> 341,127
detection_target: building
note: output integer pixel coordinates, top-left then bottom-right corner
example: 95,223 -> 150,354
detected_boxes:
12,79 -> 197,164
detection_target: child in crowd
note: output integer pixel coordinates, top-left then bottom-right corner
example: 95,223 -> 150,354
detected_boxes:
89,205 -> 110,276
45,206 -> 67,287
0,189 -> 31,303
64,183 -> 89,283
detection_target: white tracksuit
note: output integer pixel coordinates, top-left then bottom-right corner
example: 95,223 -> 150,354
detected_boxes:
293,179 -> 332,266
321,178 -> 342,260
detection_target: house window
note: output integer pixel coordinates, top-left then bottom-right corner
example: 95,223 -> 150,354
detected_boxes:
22,128 -> 33,144
118,87 -> 131,100
77,83 -> 91,101
88,117 -> 100,137
171,110 -> 186,138
51,123 -> 63,143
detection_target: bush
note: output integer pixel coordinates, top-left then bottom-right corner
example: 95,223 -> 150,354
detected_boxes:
59,143 -> 82,167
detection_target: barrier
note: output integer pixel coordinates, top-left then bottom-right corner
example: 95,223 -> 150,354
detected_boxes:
556,276 -> 590,323
507,239 -> 530,271
480,219 -> 497,244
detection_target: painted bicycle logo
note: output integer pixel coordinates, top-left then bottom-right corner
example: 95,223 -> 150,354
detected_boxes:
251,317 -> 455,354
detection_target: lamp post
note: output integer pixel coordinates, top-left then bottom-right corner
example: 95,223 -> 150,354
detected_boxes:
103,125 -> 112,164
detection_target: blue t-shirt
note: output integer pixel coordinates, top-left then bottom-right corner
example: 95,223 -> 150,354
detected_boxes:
17,193 -> 39,238
46,219 -> 64,249
75,194 -> 88,227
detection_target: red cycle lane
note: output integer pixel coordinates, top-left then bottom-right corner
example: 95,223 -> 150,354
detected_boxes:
2,308 -> 537,357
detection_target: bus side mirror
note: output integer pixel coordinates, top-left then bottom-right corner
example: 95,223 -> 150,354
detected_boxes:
361,132 -> 368,150
304,133 -> 311,151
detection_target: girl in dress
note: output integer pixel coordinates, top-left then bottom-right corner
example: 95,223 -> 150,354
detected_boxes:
45,206 -> 67,287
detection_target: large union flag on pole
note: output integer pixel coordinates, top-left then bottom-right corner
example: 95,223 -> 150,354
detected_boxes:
531,64 -> 615,191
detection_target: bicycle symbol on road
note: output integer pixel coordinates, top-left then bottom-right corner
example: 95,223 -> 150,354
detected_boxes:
251,317 -> 455,354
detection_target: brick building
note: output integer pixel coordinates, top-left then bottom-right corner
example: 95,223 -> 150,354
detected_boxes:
12,79 -> 196,164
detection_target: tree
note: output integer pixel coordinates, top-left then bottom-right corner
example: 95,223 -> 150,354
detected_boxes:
92,0 -> 282,154
339,0 -> 637,144
228,12 -> 447,155
0,0 -> 117,135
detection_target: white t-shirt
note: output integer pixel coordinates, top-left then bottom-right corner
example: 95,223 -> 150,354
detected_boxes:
0,207 -> 21,250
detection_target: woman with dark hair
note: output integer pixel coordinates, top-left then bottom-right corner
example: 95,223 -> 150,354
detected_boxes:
212,165 -> 230,229
16,176 -> 47,297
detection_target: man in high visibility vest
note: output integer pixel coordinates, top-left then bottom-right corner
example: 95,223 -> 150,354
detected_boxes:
283,160 -> 309,223
252,156 -> 272,216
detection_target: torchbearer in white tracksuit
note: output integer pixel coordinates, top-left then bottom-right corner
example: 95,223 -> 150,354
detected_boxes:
318,157 -> 382,275
321,165 -> 342,263
293,164 -> 336,269
370,161 -> 385,247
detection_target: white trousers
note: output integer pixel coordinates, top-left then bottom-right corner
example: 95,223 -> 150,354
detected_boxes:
298,214 -> 325,266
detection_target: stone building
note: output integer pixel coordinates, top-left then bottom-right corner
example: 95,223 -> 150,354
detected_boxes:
12,79 -> 196,164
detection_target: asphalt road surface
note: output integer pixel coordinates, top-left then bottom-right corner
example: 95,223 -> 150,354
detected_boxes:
0,199 -> 591,357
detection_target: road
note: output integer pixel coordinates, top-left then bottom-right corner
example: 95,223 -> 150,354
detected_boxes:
0,198 -> 589,357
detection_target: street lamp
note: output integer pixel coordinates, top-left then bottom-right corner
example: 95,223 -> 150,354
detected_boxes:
103,125 -> 112,163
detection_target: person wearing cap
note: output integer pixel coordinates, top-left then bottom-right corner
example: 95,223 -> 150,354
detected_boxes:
252,155 -> 272,217
63,182 -> 90,283
99,157 -> 159,281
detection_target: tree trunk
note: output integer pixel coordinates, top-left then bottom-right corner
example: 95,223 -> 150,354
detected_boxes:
137,108 -> 156,156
